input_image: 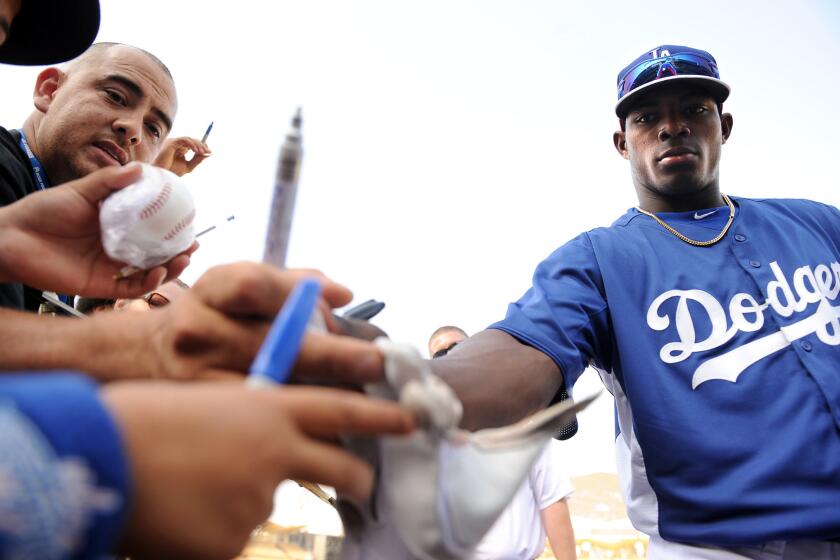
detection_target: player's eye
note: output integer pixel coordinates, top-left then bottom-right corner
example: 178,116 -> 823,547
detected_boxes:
635,112 -> 656,124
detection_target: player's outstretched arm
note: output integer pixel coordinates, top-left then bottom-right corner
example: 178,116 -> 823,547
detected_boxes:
0,164 -> 194,298
103,382 -> 414,559
430,328 -> 564,430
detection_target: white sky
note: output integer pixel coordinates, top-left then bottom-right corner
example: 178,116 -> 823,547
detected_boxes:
2,1 -> 839,480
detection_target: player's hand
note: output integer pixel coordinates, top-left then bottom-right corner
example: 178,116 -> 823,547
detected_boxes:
107,262 -> 387,384
154,136 -> 211,176
0,164 -> 195,298
102,382 -> 414,559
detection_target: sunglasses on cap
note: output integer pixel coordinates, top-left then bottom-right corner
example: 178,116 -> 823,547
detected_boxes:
617,52 -> 720,99
432,341 -> 460,359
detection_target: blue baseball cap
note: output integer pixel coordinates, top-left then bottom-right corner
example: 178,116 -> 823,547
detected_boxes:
615,45 -> 730,118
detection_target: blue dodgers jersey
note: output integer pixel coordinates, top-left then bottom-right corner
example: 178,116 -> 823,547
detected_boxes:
491,197 -> 840,546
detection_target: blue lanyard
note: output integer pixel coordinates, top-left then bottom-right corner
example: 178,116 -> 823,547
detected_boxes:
16,130 -> 68,305
15,130 -> 50,191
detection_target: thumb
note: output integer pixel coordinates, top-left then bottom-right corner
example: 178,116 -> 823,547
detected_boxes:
71,163 -> 144,204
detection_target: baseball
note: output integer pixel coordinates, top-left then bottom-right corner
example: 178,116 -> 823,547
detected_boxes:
100,163 -> 196,270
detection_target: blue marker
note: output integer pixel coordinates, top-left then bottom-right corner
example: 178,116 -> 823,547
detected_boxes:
247,277 -> 321,387
201,121 -> 214,144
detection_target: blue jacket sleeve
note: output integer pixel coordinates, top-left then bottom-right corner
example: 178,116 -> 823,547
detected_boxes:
0,373 -> 131,560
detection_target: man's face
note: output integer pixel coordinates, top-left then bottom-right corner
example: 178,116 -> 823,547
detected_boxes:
615,82 -> 731,200
113,280 -> 186,313
33,45 -> 177,184
429,330 -> 466,359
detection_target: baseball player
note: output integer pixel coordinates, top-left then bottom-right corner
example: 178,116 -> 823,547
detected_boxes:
432,45 -> 840,559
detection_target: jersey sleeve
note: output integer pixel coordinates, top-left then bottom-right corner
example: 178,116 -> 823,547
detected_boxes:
0,373 -> 131,560
489,232 -> 611,389
530,440 -> 574,510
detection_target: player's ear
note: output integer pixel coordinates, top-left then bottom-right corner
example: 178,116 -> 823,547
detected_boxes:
33,67 -> 64,113
613,130 -> 629,160
720,112 -> 733,144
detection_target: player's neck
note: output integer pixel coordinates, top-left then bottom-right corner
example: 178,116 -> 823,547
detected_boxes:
636,183 -> 724,214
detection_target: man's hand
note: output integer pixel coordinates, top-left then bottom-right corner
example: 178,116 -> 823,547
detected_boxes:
154,136 -> 211,176
87,263 -> 387,385
0,263 -> 390,387
0,164 -> 195,299
102,382 -> 414,559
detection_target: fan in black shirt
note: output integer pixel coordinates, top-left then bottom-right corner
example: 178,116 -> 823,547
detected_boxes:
0,125 -> 43,310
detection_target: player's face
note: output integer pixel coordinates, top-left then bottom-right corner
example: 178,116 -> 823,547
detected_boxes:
33,45 -> 177,185
616,82 -> 732,203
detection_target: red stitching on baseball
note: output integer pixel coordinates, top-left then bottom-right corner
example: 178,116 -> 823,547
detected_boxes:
140,183 -> 172,220
164,209 -> 196,241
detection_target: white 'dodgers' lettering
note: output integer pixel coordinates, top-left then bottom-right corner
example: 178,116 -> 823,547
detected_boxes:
647,261 -> 840,389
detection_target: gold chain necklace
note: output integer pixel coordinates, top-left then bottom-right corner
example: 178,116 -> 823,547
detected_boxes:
635,194 -> 735,247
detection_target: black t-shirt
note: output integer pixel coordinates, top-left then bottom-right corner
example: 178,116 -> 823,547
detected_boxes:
0,126 -> 43,311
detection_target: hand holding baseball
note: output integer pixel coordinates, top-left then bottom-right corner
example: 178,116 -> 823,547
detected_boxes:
0,164 -> 196,299
100,163 -> 197,270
